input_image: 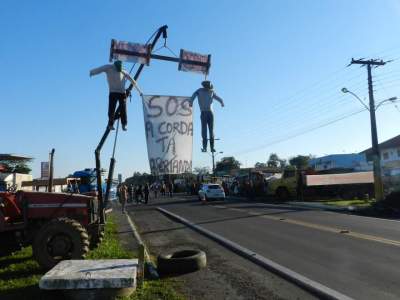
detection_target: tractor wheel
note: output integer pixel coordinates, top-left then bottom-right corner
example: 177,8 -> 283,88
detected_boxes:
33,218 -> 90,270
89,226 -> 105,250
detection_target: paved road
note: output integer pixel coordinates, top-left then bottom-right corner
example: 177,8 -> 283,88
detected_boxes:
154,195 -> 400,300
128,198 -> 316,300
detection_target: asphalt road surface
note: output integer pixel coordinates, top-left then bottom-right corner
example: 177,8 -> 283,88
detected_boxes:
128,197 -> 317,300
147,195 -> 400,300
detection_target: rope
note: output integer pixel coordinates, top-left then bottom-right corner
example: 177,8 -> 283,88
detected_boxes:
152,37 -> 179,58
111,119 -> 120,159
165,45 -> 179,58
153,44 -> 165,54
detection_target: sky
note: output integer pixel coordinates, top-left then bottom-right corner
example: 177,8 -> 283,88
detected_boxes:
2,0 -> 400,179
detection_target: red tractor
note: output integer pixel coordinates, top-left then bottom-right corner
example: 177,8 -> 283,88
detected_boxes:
0,190 -> 105,269
0,25 -> 176,271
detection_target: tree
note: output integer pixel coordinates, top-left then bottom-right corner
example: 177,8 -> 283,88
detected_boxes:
279,158 -> 287,169
215,156 -> 241,173
0,158 -> 32,174
289,155 -> 312,170
267,153 -> 280,168
254,162 -> 267,169
125,171 -> 154,185
193,166 -> 210,175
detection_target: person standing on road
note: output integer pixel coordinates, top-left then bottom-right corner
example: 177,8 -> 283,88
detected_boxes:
144,183 -> 150,204
128,184 -> 134,203
189,80 -> 224,152
119,184 -> 128,213
222,181 -> 229,196
90,60 -> 143,131
134,186 -> 139,204
161,182 -> 166,196
152,183 -> 159,199
167,181 -> 174,198
137,184 -> 144,203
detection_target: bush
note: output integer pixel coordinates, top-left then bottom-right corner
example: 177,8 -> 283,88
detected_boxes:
382,191 -> 400,210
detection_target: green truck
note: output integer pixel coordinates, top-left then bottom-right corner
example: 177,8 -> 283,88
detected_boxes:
267,168 -> 374,200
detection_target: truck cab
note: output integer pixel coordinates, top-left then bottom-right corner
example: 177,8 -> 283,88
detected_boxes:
72,168 -> 118,201
267,167 -> 299,200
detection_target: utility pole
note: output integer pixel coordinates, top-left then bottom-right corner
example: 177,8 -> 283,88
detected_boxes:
212,152 -> 215,176
48,148 -> 55,193
209,138 -> 222,178
350,58 -> 386,201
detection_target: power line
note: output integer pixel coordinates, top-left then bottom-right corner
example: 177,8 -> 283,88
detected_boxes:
233,108 -> 367,156
363,45 -> 400,60
235,97 -> 361,141
235,79 -> 369,139
234,78 -> 368,137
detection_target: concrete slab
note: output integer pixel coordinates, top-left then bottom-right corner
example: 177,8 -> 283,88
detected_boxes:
39,259 -> 138,290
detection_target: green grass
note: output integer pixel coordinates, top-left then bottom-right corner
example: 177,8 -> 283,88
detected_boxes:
0,246 -> 42,299
86,217 -> 133,260
130,279 -> 184,300
0,216 -> 183,300
323,199 -> 375,207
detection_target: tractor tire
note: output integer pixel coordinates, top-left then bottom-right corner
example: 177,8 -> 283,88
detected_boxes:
89,226 -> 105,250
33,218 -> 90,270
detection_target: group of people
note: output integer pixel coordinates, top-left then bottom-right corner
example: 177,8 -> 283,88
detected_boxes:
118,181 -> 174,213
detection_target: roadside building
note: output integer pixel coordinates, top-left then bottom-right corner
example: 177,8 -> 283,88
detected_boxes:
361,134 -> 400,192
0,173 -> 33,191
21,177 -> 80,193
0,154 -> 33,191
309,154 -> 371,173
361,134 -> 400,176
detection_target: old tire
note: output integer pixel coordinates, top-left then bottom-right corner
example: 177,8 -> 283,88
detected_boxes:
157,249 -> 206,276
33,218 -> 89,269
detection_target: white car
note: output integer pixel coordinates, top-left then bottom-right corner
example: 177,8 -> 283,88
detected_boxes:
198,184 -> 226,201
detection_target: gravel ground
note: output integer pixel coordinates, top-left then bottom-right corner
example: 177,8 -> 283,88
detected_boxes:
126,198 -> 316,300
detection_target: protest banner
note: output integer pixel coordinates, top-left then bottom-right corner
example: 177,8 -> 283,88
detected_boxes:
109,39 -> 150,65
178,49 -> 211,75
142,95 -> 193,174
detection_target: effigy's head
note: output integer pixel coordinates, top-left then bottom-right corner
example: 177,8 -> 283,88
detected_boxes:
201,80 -> 213,90
114,60 -> 123,72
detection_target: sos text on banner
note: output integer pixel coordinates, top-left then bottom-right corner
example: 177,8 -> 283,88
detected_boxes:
142,95 -> 193,175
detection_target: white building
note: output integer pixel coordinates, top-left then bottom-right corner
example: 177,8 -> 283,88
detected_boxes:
0,173 -> 33,191
361,134 -> 400,176
309,154 -> 371,172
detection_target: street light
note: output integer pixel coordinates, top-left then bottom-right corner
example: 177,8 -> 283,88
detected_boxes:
341,88 -> 369,110
341,87 -> 397,201
341,88 -> 397,111
375,97 -> 398,110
